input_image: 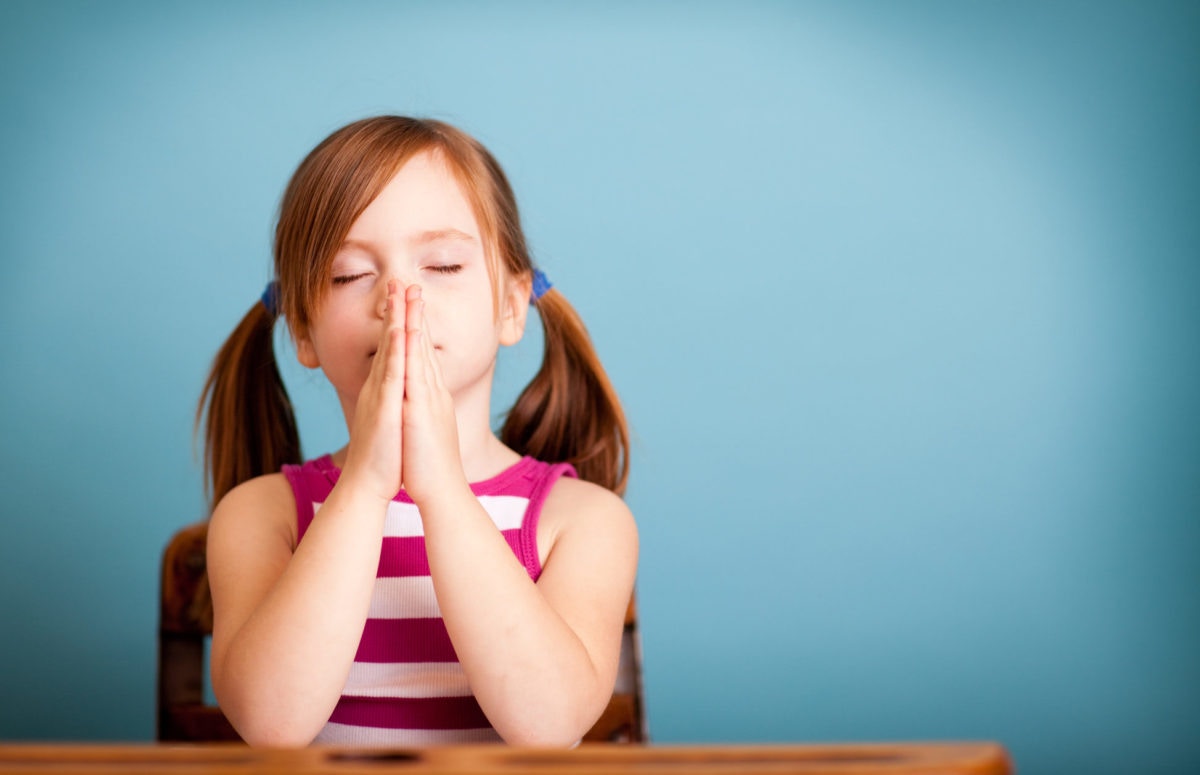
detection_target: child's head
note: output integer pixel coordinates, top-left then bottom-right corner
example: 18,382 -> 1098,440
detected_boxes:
272,117 -> 533,346
199,116 -> 628,507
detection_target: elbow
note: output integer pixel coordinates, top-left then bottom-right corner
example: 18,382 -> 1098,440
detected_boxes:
212,680 -> 323,748
492,688 -> 610,748
238,725 -> 318,749
492,706 -> 585,748
499,726 -> 582,748
226,705 -> 322,748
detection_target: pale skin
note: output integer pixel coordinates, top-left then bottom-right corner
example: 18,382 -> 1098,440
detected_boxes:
206,152 -> 638,747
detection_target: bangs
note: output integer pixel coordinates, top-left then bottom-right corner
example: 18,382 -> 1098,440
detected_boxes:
274,117 -> 529,332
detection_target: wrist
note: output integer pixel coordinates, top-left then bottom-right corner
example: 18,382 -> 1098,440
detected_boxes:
331,469 -> 397,515
337,448 -> 402,504
408,473 -> 473,516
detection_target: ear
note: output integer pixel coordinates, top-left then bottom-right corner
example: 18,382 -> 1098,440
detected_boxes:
294,328 -> 321,369
498,272 -> 532,347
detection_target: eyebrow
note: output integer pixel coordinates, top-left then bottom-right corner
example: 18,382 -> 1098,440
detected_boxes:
408,228 -> 476,246
338,229 -> 477,254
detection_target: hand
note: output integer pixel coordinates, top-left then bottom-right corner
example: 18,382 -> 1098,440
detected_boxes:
400,285 -> 467,505
340,279 -> 405,503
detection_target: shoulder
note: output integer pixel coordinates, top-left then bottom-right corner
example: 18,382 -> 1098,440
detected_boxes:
538,475 -> 638,569
206,474 -> 303,657
209,473 -> 299,557
543,475 -> 632,522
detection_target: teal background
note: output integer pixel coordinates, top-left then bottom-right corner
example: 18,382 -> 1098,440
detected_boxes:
1,2 -> 1197,773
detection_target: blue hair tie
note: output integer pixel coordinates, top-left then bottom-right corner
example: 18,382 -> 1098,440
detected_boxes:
260,280 -> 280,318
531,268 -> 552,304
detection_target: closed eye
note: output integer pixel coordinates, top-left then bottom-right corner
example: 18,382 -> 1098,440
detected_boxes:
426,264 -> 462,275
332,272 -> 371,285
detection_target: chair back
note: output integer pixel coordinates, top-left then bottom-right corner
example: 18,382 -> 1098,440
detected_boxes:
157,522 -> 238,740
583,595 -> 648,742
157,521 -> 647,743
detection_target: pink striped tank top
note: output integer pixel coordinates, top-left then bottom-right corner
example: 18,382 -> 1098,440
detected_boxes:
282,454 -> 577,745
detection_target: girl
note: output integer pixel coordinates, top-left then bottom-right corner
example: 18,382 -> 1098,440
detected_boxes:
197,116 -> 637,747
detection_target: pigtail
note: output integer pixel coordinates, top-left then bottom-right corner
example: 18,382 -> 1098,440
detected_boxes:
501,288 -> 629,496
196,302 -> 301,509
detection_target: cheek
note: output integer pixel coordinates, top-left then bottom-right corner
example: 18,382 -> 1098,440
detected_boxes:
311,312 -> 371,362
422,275 -> 500,340
321,304 -> 364,334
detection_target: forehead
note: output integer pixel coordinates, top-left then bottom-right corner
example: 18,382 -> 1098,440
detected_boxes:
344,150 -> 481,243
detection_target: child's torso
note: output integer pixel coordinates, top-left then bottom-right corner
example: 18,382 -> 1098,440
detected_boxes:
281,454 -> 575,745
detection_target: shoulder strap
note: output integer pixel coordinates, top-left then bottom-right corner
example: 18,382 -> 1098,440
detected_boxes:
282,458 -> 332,540
515,461 -> 578,580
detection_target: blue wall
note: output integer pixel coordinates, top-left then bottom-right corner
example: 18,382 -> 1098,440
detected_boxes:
1,2 -> 1197,773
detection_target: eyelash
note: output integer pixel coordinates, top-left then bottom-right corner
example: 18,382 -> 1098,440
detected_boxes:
331,265 -> 461,285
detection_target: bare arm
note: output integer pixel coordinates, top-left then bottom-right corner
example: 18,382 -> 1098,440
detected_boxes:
420,477 -> 639,746
401,289 -> 639,746
206,474 -> 390,746
208,281 -> 409,747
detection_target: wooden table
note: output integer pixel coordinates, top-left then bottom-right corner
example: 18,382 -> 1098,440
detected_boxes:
0,742 -> 1010,774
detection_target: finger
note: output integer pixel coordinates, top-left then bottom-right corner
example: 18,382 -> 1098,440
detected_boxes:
404,285 -> 426,398
404,283 -> 422,335
420,302 -> 446,392
376,279 -> 406,387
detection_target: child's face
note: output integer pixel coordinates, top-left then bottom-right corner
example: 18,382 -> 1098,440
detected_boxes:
295,150 -> 529,422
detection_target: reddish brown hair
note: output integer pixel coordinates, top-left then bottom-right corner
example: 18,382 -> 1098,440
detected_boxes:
198,116 -> 629,507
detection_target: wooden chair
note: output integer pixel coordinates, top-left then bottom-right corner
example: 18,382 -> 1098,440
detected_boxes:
158,521 -> 648,743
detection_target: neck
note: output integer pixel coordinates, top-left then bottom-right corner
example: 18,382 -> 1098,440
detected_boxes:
451,372 -> 521,482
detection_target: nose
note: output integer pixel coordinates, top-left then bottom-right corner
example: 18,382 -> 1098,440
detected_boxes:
375,278 -> 393,319
376,275 -> 409,318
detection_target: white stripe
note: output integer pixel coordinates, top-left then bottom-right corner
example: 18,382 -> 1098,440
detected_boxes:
312,496 -> 529,537
476,495 -> 529,531
342,661 -> 472,699
382,500 -> 425,537
314,722 -> 502,745
312,500 -> 426,538
368,576 -> 440,620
